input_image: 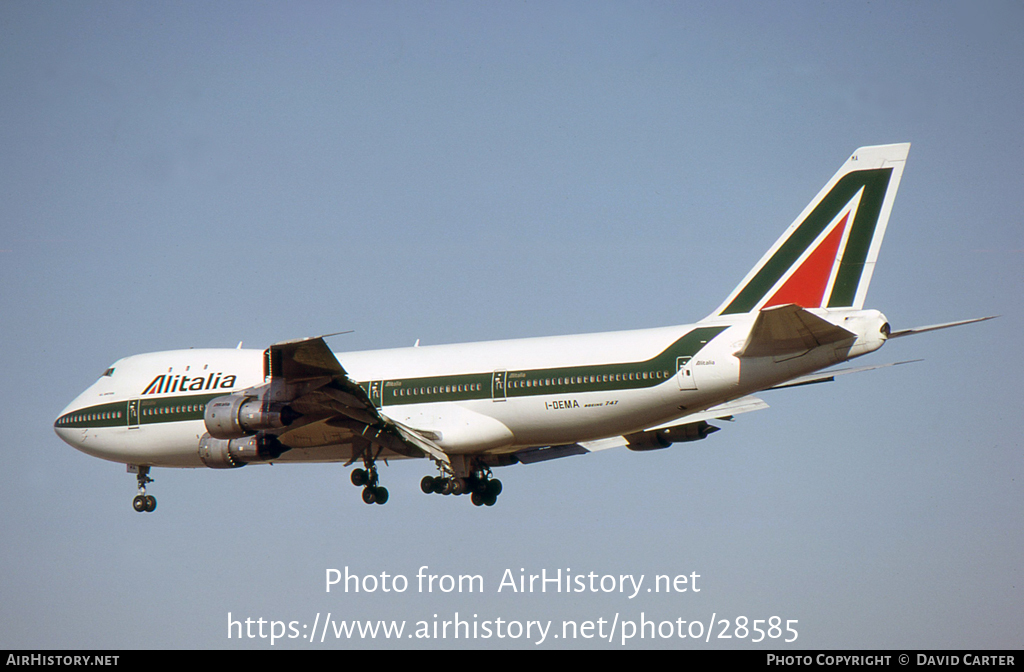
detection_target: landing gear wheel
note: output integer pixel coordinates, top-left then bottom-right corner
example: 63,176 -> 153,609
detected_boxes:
131,466 -> 156,512
420,476 -> 435,494
466,470 -> 501,507
351,452 -> 389,505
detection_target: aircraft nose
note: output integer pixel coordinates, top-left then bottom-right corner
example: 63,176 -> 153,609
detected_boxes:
53,390 -> 102,451
53,405 -> 84,449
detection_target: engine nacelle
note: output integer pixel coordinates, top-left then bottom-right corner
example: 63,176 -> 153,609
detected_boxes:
480,454 -> 519,468
198,433 -> 290,469
204,393 -> 299,440
626,421 -> 719,451
625,430 -> 672,451
662,421 -> 719,443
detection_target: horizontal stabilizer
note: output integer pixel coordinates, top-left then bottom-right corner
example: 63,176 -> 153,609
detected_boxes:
767,360 -> 921,389
888,315 -> 998,338
736,304 -> 855,359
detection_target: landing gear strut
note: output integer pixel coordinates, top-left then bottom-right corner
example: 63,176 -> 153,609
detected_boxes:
350,454 -> 388,505
130,465 -> 156,513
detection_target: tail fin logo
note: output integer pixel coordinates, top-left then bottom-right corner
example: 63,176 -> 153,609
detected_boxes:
761,195 -> 858,310
713,144 -> 909,316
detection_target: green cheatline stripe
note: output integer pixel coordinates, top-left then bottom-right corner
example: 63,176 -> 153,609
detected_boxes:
721,167 -> 893,315
55,393 -> 224,429
376,326 -> 728,406
56,327 -> 729,425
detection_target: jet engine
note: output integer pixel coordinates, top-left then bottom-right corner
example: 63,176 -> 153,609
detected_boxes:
204,393 -> 299,440
198,433 -> 290,469
625,421 -> 719,451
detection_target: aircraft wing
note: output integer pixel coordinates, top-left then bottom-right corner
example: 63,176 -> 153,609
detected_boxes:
265,336 -> 449,465
649,395 -> 770,427
513,396 -> 769,463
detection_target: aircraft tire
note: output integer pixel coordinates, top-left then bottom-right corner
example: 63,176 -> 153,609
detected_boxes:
374,487 -> 389,505
351,468 -> 368,487
471,491 -> 484,507
132,495 -> 147,512
362,487 -> 376,505
420,476 -> 435,494
145,495 -> 157,512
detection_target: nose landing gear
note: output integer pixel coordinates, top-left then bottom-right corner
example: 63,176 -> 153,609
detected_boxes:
129,465 -> 157,513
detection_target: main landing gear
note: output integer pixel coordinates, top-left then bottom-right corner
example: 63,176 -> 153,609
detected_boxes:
420,465 -> 502,507
350,464 -> 388,505
130,465 -> 157,513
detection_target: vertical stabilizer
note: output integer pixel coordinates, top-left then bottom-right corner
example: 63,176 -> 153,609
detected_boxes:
709,143 -> 909,317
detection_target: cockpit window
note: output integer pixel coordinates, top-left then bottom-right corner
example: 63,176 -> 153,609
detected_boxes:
103,368 -> 115,377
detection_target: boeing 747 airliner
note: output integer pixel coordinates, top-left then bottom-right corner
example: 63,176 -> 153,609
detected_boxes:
54,143 -> 994,511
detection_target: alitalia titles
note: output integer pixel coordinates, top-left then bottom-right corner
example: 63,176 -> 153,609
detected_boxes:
142,372 -> 237,395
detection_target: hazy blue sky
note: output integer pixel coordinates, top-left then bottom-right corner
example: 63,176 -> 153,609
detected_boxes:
1,1 -> 1020,649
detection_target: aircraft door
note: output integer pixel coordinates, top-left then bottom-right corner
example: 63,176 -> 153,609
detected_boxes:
676,357 -> 697,390
491,370 -> 507,401
368,381 -> 383,408
127,399 -> 140,429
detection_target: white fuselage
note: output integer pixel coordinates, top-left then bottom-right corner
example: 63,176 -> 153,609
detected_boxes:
54,308 -> 889,470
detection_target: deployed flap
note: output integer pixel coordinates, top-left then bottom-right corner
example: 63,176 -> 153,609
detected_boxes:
735,304 -> 855,359
385,417 -> 452,466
